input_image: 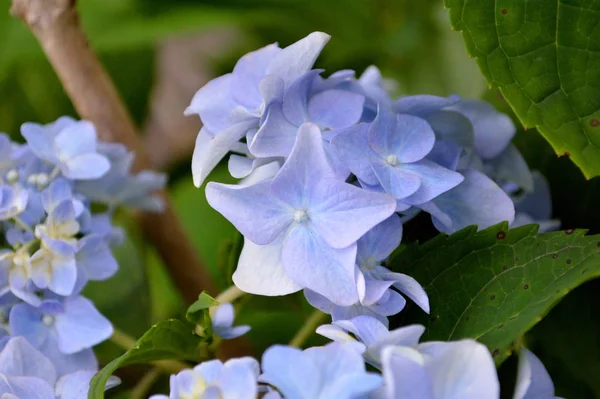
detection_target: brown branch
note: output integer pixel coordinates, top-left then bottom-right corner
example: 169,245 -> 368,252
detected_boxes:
10,0 -> 215,303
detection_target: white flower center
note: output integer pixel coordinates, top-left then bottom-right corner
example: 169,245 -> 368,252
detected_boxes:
6,169 -> 18,184
293,209 -> 309,223
385,154 -> 399,166
42,315 -> 55,327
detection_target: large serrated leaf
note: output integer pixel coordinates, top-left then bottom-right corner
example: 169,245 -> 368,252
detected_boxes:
88,319 -> 205,399
391,223 -> 600,363
445,0 -> 600,178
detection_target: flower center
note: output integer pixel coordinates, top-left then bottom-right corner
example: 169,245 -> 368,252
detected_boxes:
42,315 -> 55,327
385,154 -> 399,166
293,209 -> 309,223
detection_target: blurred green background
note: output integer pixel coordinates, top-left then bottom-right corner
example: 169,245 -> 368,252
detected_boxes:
2,0 -> 600,397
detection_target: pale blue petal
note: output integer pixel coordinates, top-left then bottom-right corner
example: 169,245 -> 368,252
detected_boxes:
308,89 -> 365,130
2,376 -> 55,399
362,277 -> 394,306
231,43 -> 281,109
449,99 -> 515,159
41,179 -> 73,213
55,296 -> 113,354
427,140 -> 463,171
265,32 -> 330,87
309,179 -> 396,249
218,359 -> 259,398
423,168 -> 515,233
333,315 -> 388,346
514,348 -> 556,399
514,172 -> 553,220
270,123 -> 336,207
369,158 -> 421,199
249,102 -> 301,158
215,325 -> 251,340
233,235 -> 302,296
76,235 -> 118,281
192,121 -> 256,188
20,123 -> 58,162
63,153 -> 110,180
331,123 -> 378,185
260,345 -> 321,399
212,303 -> 235,328
206,181 -> 292,245
282,227 -> 358,306
368,289 -> 406,316
369,112 -> 435,163
488,144 -> 534,193
320,373 -> 382,399
184,74 -> 236,133
425,110 -> 474,149
357,214 -> 402,262
419,339 -> 500,399
8,304 -> 51,349
304,342 -> 366,380
378,271 -> 430,314
281,70 -> 321,126
394,94 -> 458,117
0,337 -> 56,384
400,160 -> 465,205
380,346 -> 433,399
56,370 -> 96,399
54,121 -> 97,159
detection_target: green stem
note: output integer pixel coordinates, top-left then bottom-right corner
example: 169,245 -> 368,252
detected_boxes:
110,328 -> 189,374
215,285 -> 245,303
289,310 -> 327,348
130,368 -> 160,399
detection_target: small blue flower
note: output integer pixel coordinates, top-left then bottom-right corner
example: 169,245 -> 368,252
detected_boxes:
207,123 -> 396,305
21,117 -> 110,180
150,357 -> 260,399
418,168 -> 516,234
317,316 -> 425,369
333,106 -> 464,204
375,339 -> 499,399
0,336 -> 56,399
249,70 -> 365,161
305,215 -> 428,325
188,32 -> 331,187
260,342 -> 382,399
0,185 -> 28,221
9,296 -> 111,367
212,303 -> 251,340
513,348 -> 562,399
76,145 -> 166,211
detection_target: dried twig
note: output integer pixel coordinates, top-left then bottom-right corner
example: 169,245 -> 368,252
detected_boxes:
10,0 -> 216,302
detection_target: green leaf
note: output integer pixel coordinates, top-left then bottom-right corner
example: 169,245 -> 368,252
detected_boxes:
186,291 -> 219,341
391,222 -> 600,363
88,319 -> 203,399
445,0 -> 600,178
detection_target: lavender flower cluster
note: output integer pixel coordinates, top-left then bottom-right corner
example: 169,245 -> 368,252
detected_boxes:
187,32 -> 558,324
0,117 -> 165,398
173,31 -> 563,399
156,311 -> 562,399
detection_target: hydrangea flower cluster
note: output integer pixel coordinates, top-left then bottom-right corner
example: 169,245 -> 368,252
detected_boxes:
155,312 -> 561,399
188,31 -> 559,323
0,117 -> 165,397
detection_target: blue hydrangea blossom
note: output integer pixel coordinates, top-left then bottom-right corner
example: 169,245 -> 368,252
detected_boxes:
207,123 -> 396,305
0,117 -> 164,397
260,343 -> 383,399
212,303 -> 251,340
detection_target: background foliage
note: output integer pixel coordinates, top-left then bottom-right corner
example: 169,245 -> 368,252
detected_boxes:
2,0 -> 599,397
